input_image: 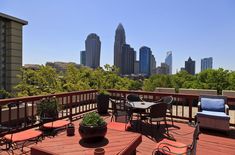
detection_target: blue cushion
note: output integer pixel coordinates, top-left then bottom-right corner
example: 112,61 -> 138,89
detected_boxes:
201,98 -> 225,112
197,110 -> 230,120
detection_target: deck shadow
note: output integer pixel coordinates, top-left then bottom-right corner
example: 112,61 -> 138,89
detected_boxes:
79,137 -> 109,148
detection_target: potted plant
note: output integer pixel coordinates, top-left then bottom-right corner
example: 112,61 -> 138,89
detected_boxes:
79,112 -> 107,142
96,89 -> 110,115
37,96 -> 60,122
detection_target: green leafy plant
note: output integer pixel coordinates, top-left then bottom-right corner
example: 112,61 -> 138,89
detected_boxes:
37,96 -> 61,118
81,112 -> 105,127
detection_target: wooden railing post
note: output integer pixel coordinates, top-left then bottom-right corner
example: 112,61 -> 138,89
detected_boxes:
69,95 -> 73,122
188,98 -> 193,123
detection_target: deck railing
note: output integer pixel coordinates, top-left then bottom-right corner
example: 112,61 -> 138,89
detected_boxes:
0,90 -> 98,135
0,89 -> 235,135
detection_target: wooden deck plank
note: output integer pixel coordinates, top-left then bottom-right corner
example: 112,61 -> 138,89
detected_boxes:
1,115 -> 235,155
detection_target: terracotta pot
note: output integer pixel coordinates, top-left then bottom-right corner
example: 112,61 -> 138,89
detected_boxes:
94,147 -> 105,155
79,122 -> 107,142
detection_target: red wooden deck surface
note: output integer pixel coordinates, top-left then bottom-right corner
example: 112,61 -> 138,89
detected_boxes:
31,128 -> 141,155
1,116 -> 235,155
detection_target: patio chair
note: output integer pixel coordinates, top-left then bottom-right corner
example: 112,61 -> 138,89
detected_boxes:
38,99 -> 70,136
107,98 -> 132,131
126,94 -> 146,120
126,93 -> 143,102
153,123 -> 200,155
148,102 -> 168,137
3,129 -> 43,153
196,95 -> 230,132
161,96 -> 174,126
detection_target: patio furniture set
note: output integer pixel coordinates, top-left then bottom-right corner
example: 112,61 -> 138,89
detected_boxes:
0,93 -> 230,154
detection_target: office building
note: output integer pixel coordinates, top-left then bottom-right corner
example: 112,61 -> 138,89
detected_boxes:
0,13 -> 27,93
150,54 -> 156,75
121,44 -> 135,75
134,61 -> 139,74
201,57 -> 213,72
139,46 -> 152,76
156,63 -> 169,75
80,50 -> 86,66
85,33 -> 101,69
185,57 -> 195,75
114,23 -> 126,69
165,51 -> 172,74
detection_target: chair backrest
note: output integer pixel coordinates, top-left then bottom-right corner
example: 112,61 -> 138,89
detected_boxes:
126,94 -> 142,102
150,102 -> 167,118
189,123 -> 200,155
199,95 -> 227,112
162,96 -> 173,104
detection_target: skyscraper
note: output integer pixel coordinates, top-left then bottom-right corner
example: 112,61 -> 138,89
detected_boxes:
134,61 -> 139,74
150,54 -> 156,75
114,23 -> 126,69
121,44 -> 135,75
165,51 -> 172,74
185,57 -> 195,75
201,57 -> 213,72
0,13 -> 27,93
139,46 -> 152,76
85,33 -> 101,69
80,50 -> 86,66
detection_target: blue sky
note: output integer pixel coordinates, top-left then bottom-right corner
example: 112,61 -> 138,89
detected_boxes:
1,0 -> 235,73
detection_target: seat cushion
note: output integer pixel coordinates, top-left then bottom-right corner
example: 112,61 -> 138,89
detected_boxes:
201,98 -> 225,112
4,129 -> 42,143
43,120 -> 70,129
197,110 -> 230,120
107,122 -> 131,131
156,139 -> 188,155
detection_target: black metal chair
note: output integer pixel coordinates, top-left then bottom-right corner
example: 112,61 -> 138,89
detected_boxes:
161,96 -> 174,126
108,98 -> 133,131
148,102 -> 168,137
126,94 -> 146,118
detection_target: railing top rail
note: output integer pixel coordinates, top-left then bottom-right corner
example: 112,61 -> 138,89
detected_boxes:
107,89 -> 235,102
0,90 -> 98,105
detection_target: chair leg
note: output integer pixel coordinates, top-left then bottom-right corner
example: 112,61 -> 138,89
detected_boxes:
111,115 -> 114,122
170,111 -> 174,126
164,118 -> 169,134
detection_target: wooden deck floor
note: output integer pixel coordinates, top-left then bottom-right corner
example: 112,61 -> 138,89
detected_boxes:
1,115 -> 235,155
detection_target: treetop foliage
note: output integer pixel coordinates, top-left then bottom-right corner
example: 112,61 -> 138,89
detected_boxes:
3,64 -> 235,97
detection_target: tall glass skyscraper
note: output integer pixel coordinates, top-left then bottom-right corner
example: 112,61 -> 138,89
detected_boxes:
165,51 -> 172,74
201,57 -> 213,72
85,33 -> 101,69
139,46 -> 152,76
114,23 -> 126,70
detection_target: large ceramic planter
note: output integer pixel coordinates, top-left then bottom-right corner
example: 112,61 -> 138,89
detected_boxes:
96,94 -> 110,115
79,122 -> 107,142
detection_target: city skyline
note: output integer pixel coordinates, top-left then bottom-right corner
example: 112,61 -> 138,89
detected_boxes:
1,1 -> 235,73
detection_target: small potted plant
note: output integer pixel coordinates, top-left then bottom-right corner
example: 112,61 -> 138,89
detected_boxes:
79,112 -> 107,142
96,89 -> 110,115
